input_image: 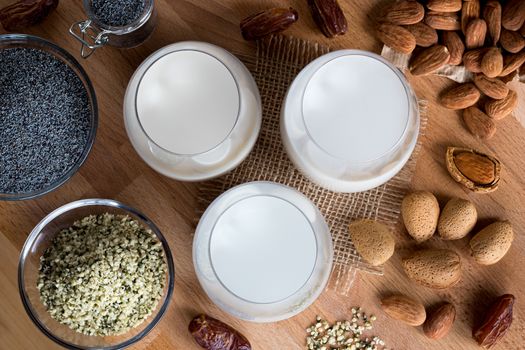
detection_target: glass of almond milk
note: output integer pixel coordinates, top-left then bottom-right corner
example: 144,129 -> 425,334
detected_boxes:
124,41 -> 261,181
281,50 -> 420,192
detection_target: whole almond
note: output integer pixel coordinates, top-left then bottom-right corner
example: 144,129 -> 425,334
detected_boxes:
349,219 -> 395,266
438,198 -> 477,240
409,45 -> 450,75
401,191 -> 440,242
376,23 -> 417,54
382,0 -> 425,25
404,22 -> 438,47
481,47 -> 503,78
439,83 -> 480,109
425,11 -> 461,31
483,1 -> 502,45
402,249 -> 462,289
485,89 -> 518,120
427,0 -> 461,13
463,106 -> 497,140
470,221 -> 514,265
442,31 -> 464,65
424,303 -> 456,340
463,48 -> 488,73
381,294 -> 426,326
500,51 -> 525,76
500,29 -> 525,54
465,19 -> 487,49
461,0 -> 480,34
502,0 -> 525,31
472,74 -> 509,99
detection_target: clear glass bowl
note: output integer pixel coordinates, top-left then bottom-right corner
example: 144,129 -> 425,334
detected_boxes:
0,34 -> 98,201
18,199 -> 175,350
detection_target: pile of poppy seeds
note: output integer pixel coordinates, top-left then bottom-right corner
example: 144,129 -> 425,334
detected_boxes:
91,0 -> 146,27
0,47 -> 92,195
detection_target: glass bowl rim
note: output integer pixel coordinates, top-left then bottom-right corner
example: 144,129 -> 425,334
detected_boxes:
17,198 -> 175,350
0,33 -> 98,201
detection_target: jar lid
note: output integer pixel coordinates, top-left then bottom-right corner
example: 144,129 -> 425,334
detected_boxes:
281,50 -> 420,193
193,182 -> 333,322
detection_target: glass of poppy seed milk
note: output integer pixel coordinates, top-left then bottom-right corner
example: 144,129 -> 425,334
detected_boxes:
124,41 -> 262,181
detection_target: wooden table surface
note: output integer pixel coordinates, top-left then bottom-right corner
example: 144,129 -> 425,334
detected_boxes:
1,1 -> 524,349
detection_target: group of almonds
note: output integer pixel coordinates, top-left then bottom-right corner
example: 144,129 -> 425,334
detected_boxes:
375,0 -> 525,140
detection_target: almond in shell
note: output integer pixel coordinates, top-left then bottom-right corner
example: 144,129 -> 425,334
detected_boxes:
424,303 -> 456,340
446,147 -> 501,193
500,51 -> 525,76
409,45 -> 450,76
402,249 -> 462,289
401,191 -> 440,242
382,0 -> 425,25
427,0 -> 461,13
463,106 -> 497,140
481,47 -> 503,78
404,22 -> 438,47
465,19 -> 487,49
439,83 -> 480,109
501,0 -> 525,31
425,11 -> 461,31
483,1 -> 502,45
381,294 -> 426,326
470,221 -> 514,265
500,29 -> 525,54
349,219 -> 395,266
438,198 -> 477,240
472,74 -> 509,99
463,48 -> 488,73
461,0 -> 480,34
442,31 -> 464,65
376,23 -> 416,54
485,89 -> 518,120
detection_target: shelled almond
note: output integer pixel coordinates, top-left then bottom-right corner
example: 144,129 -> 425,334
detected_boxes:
374,0 -> 525,140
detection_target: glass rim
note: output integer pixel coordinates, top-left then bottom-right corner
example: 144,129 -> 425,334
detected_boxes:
299,49 -> 415,165
17,198 -> 175,350
83,0 -> 154,33
0,34 -> 98,201
132,47 -> 242,157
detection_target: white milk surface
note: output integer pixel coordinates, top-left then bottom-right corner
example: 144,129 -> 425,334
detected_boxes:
136,50 -> 239,155
302,55 -> 409,162
209,195 -> 318,304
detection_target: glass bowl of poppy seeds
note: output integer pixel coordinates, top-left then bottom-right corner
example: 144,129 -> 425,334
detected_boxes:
0,34 -> 97,200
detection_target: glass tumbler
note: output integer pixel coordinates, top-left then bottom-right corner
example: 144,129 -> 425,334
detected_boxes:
69,0 -> 157,58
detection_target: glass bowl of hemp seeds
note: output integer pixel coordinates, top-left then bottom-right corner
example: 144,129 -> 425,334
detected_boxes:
18,199 -> 175,349
0,34 -> 98,201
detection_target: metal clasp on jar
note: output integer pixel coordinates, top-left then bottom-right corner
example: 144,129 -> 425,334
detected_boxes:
69,20 -> 110,59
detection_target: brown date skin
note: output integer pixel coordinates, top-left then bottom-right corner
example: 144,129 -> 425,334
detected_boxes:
189,314 -> 252,350
240,7 -> 298,41
0,0 -> 59,31
308,0 -> 348,38
473,294 -> 515,348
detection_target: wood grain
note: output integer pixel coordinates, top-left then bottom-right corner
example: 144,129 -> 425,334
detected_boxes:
1,0 -> 524,349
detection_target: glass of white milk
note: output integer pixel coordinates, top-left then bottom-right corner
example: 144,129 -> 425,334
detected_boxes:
281,50 -> 420,192
193,181 -> 333,322
124,41 -> 261,181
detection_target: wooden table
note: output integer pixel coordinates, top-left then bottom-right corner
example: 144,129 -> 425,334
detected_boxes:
1,1 -> 524,349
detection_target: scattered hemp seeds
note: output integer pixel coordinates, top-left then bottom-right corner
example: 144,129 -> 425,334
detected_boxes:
91,0 -> 146,27
306,308 -> 389,350
37,213 -> 167,336
0,47 -> 91,195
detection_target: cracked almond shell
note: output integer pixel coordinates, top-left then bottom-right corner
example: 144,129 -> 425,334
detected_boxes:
446,147 -> 501,193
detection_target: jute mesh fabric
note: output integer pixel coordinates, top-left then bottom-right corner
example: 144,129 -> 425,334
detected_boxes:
197,35 -> 428,294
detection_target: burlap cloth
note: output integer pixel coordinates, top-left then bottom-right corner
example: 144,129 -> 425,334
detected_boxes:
197,35 -> 428,294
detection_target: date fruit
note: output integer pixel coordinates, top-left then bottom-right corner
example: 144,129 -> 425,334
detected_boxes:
0,0 -> 58,31
240,7 -> 298,41
308,0 -> 348,38
189,314 -> 251,350
473,294 -> 515,348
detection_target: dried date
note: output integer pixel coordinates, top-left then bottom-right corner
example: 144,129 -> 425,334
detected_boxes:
189,314 -> 251,350
308,0 -> 348,38
0,0 -> 58,31
240,7 -> 298,41
473,294 -> 515,348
